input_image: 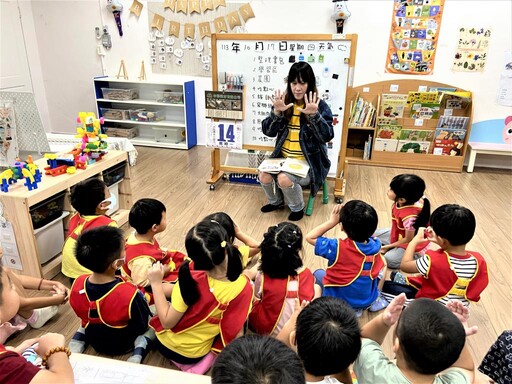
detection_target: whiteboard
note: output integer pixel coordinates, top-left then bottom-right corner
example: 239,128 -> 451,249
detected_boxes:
213,34 -> 353,177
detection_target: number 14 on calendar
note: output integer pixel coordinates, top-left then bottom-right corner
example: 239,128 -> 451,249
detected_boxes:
206,122 -> 243,149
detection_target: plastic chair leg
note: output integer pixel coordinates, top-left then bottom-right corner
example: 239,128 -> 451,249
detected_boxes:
305,193 -> 314,216
306,180 -> 328,216
322,180 -> 329,204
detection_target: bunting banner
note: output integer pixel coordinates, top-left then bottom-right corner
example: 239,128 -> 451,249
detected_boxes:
175,0 -> 188,14
213,0 -> 226,10
226,11 -> 241,30
129,0 -> 143,17
151,13 -> 165,31
213,16 -> 228,33
189,0 -> 201,14
239,3 -> 254,22
163,0 -> 176,11
201,0 -> 213,12
198,21 -> 212,38
185,23 -> 196,38
169,20 -> 181,37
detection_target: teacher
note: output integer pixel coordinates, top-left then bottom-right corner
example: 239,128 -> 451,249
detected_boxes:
259,62 -> 334,221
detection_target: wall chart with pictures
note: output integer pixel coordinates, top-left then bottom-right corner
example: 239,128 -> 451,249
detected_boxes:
452,27 -> 491,72
212,34 -> 355,177
386,0 -> 444,75
147,1 -> 255,76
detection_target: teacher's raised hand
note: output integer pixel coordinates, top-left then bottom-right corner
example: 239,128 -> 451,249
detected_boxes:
272,89 -> 294,113
297,92 -> 320,116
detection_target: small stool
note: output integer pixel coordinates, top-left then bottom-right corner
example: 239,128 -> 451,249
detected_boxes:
305,180 -> 328,216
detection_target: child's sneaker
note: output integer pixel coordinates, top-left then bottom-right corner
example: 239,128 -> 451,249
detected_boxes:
25,306 -> 59,329
390,271 -> 408,285
369,295 -> 389,312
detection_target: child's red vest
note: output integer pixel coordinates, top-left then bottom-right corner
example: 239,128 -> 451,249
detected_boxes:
391,202 -> 428,251
249,269 -> 314,336
67,214 -> 115,240
70,275 -> 138,328
323,239 -> 384,287
407,250 -> 489,302
123,238 -> 185,284
149,271 -> 253,353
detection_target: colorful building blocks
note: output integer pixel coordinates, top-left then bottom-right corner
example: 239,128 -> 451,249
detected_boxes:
0,156 -> 42,192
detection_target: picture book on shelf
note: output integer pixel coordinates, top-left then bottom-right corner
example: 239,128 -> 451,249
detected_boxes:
349,95 -> 376,127
380,94 -> 408,118
434,128 -> 467,141
397,140 -> 430,154
410,103 -> 440,119
258,158 -> 310,178
407,91 -> 440,105
439,91 -> 472,109
374,138 -> 399,152
376,117 -> 399,126
377,125 -> 402,139
399,130 -> 435,142
433,140 -> 464,156
363,135 -> 373,160
437,116 -> 470,130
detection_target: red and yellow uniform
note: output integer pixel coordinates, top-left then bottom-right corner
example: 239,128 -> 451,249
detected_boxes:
249,268 -> 314,336
407,249 -> 489,303
62,214 -> 117,278
150,271 -> 253,358
391,202 -> 427,251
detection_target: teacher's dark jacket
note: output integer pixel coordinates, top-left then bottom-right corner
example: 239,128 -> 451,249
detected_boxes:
261,99 -> 334,197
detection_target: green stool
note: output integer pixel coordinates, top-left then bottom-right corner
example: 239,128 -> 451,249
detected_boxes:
305,180 -> 329,216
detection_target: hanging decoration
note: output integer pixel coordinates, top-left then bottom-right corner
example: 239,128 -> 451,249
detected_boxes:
385,0 -> 445,75
129,0 -> 143,17
106,0 -> 124,36
452,27 -> 491,72
331,0 -> 351,34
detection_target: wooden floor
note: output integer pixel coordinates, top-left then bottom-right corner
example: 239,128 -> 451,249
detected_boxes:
7,145 -> 512,374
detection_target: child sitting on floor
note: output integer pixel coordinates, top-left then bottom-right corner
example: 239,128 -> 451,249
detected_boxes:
249,222 -> 315,337
397,204 -> 489,307
148,222 -> 253,375
353,294 -> 477,383
69,226 -> 154,363
306,201 -> 387,317
62,178 -> 117,281
0,266 -> 74,383
122,198 -> 185,300
211,334 -> 305,384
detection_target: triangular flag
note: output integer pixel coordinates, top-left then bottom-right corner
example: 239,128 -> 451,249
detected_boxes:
201,0 -> 213,12
175,0 -> 188,14
198,21 -> 211,38
168,21 -> 180,37
213,16 -> 227,33
189,0 -> 201,14
213,0 -> 225,10
185,23 -> 195,38
163,0 -> 176,11
151,14 -> 165,31
239,3 -> 255,22
226,10 -> 241,30
129,0 -> 143,16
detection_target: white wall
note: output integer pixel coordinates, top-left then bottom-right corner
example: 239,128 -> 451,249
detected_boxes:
17,0 -> 512,162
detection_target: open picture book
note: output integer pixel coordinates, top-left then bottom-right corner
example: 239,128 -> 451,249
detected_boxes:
258,158 -> 310,178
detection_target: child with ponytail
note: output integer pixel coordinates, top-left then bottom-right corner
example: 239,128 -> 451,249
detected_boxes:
148,221 -> 253,375
376,174 -> 431,269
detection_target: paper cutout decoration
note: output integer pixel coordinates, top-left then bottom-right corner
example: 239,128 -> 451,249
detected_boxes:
189,0 -> 201,14
452,27 -> 491,72
185,23 -> 195,38
239,3 -> 255,22
213,0 -> 226,10
164,0 -> 176,11
176,0 -> 188,14
385,0 -> 445,75
129,0 -> 143,16
169,21 -> 180,37
199,21 -> 211,38
151,14 -> 165,31
213,16 -> 228,33
201,0 -> 213,12
226,11 -> 241,30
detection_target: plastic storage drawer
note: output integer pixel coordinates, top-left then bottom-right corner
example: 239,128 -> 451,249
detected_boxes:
153,127 -> 185,143
155,91 -> 184,104
101,88 -> 138,100
34,211 -> 69,264
30,192 -> 66,230
103,162 -> 126,186
129,109 -> 164,122
100,108 -> 130,120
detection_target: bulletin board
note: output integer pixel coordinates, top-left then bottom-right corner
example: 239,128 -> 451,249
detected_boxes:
209,34 -> 358,198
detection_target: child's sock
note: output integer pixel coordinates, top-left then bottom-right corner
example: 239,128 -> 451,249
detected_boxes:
24,306 -> 59,329
69,326 -> 87,353
171,352 -> 217,375
21,345 -> 43,367
127,328 -> 155,364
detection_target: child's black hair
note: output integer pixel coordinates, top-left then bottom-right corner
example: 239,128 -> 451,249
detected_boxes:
389,173 -> 430,231
211,334 -> 305,384
202,212 -> 236,243
70,178 -> 107,216
431,204 -> 476,246
340,200 -> 378,243
296,296 -> 361,377
75,226 -> 125,273
178,221 -> 243,306
129,198 -> 166,234
397,298 -> 466,375
259,222 -> 303,279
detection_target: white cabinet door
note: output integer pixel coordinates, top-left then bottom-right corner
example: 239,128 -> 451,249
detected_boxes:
0,0 -> 32,91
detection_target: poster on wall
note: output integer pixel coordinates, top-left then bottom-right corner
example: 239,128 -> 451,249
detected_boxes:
0,103 -> 19,167
452,27 -> 491,72
385,0 -> 445,75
